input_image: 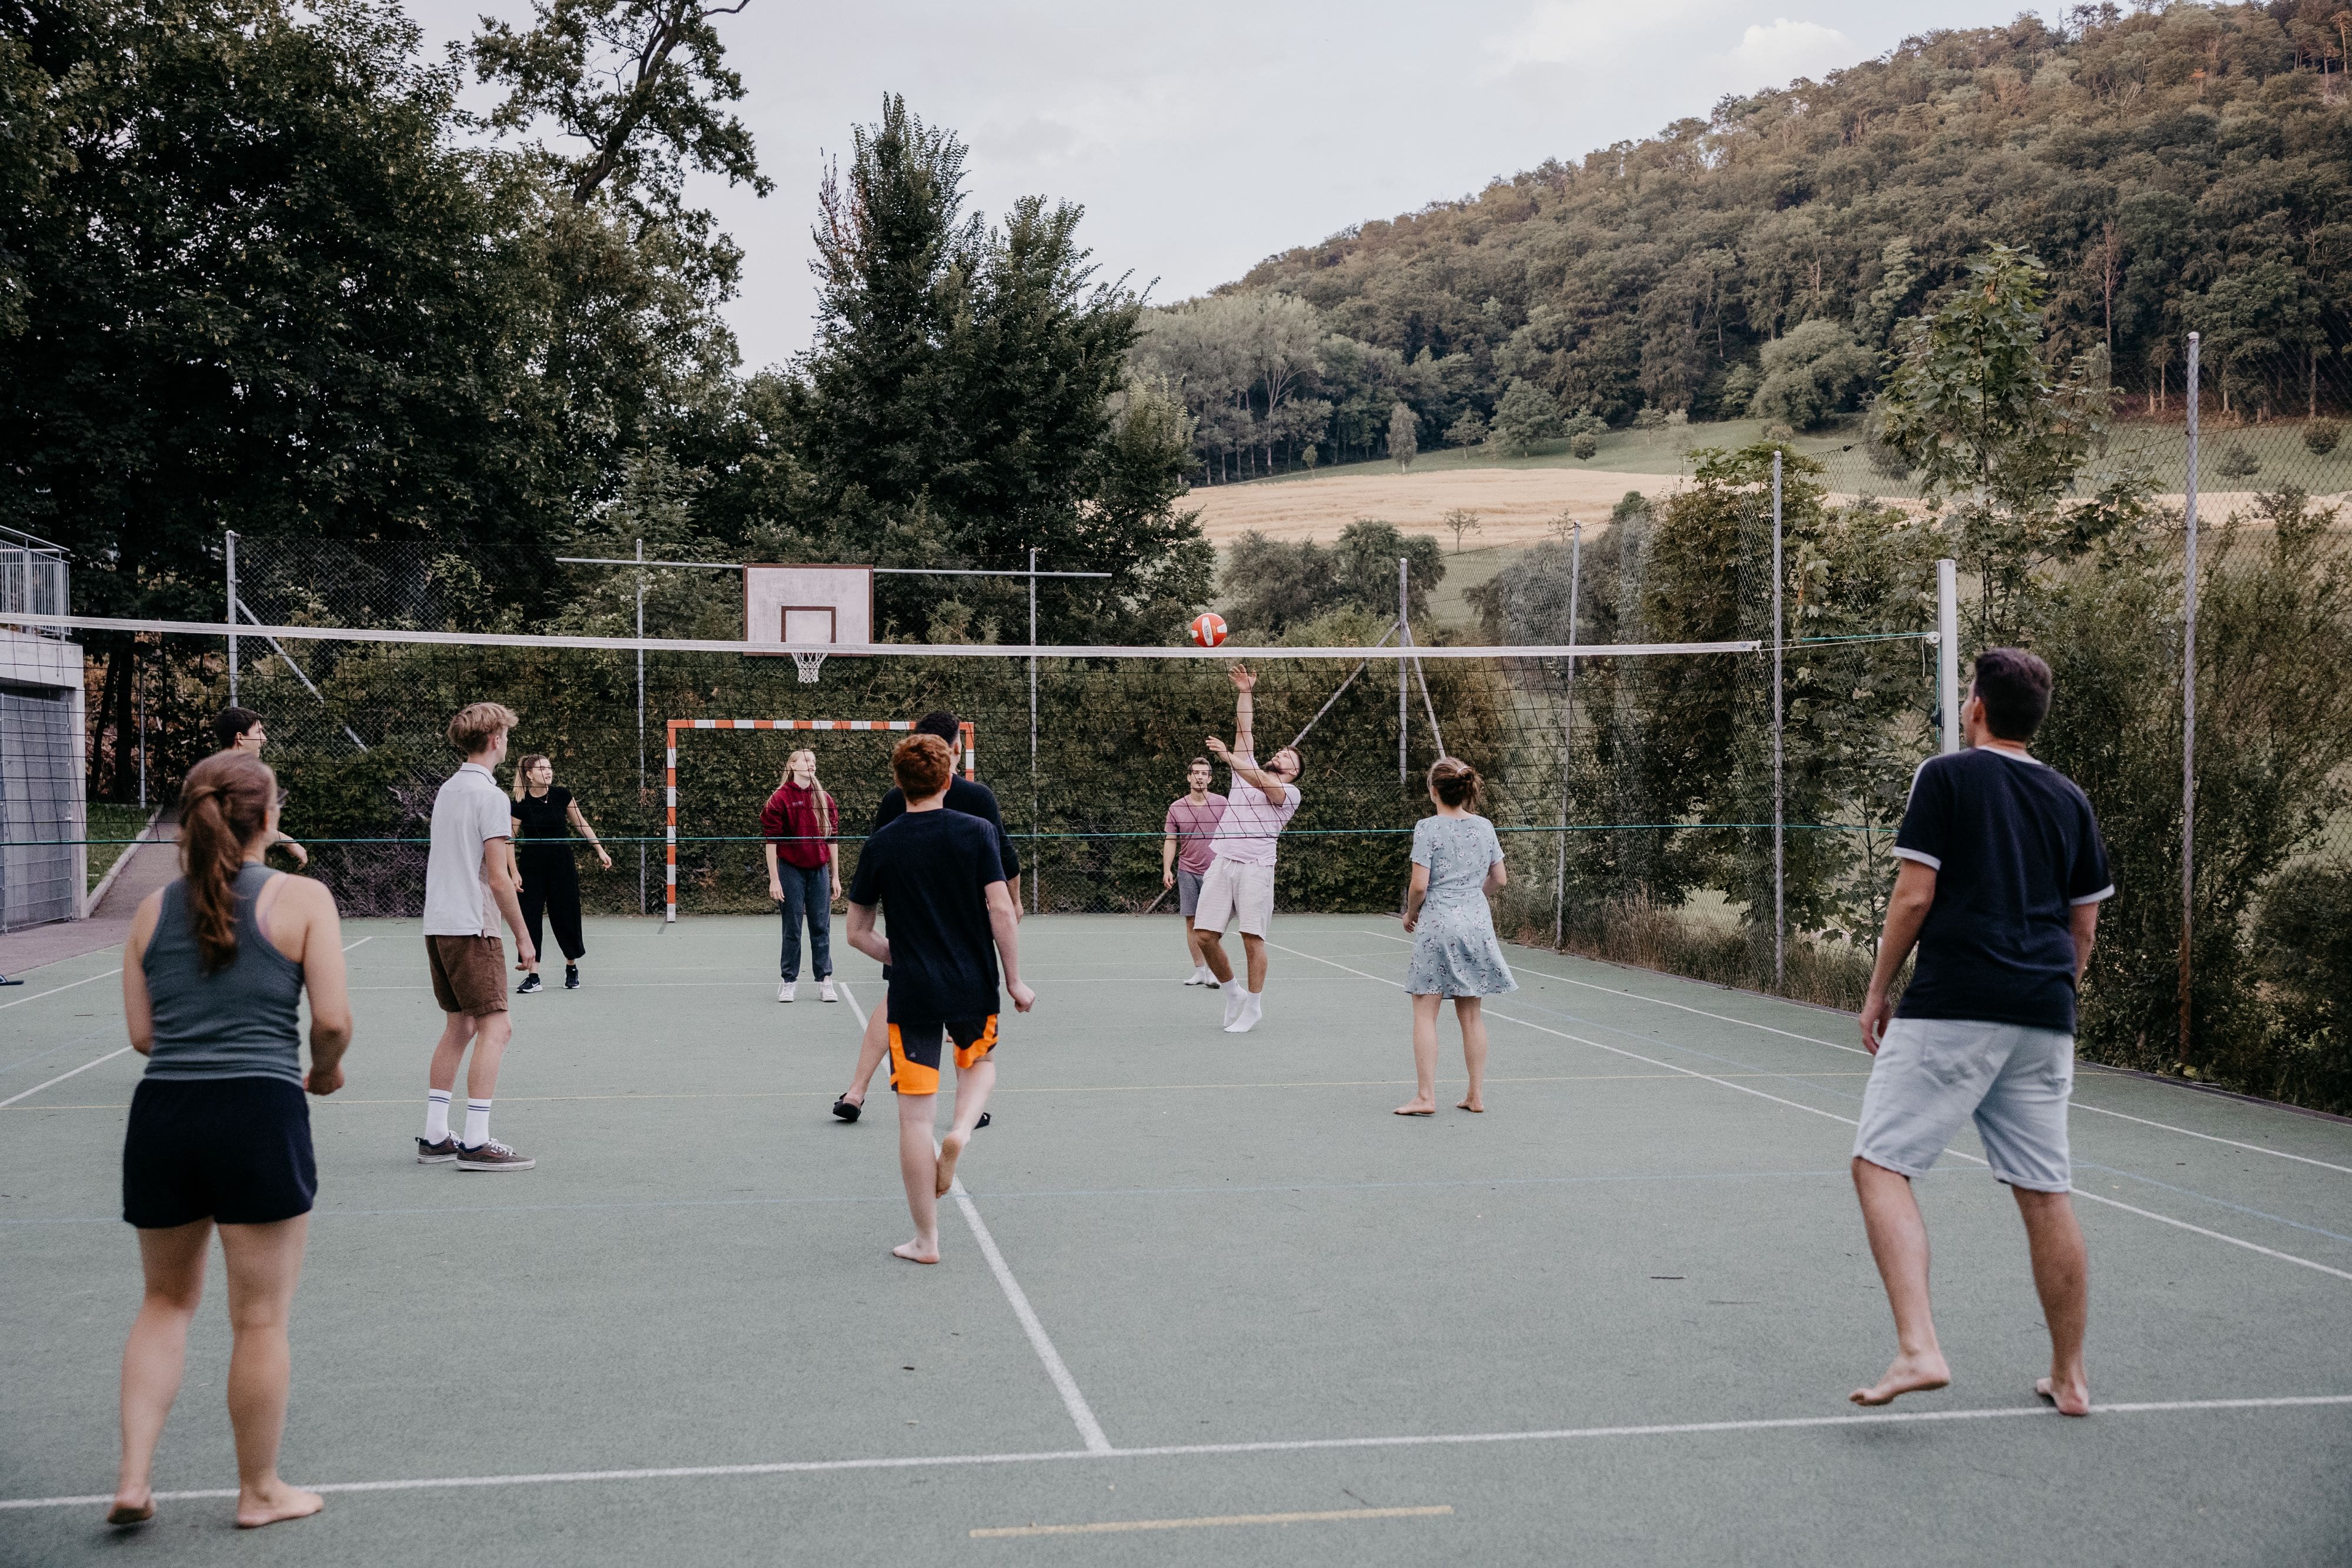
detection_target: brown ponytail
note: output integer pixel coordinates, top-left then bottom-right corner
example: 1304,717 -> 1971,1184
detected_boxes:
178,751 -> 276,974
1428,757 -> 1483,808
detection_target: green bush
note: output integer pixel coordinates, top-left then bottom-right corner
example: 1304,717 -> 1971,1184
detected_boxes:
2304,420 -> 2342,457
1569,432 -> 1599,461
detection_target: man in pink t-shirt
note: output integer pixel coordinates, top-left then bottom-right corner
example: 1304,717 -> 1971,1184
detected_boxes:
1161,757 -> 1228,987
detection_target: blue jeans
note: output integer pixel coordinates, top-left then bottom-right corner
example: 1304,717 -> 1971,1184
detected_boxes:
776,861 -> 832,981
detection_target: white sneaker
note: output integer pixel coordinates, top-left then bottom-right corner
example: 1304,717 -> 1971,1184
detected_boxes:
778,981 -> 796,1003
1222,985 -> 1245,1029
1182,967 -> 1210,987
1224,990 -> 1264,1034
819,978 -> 837,1003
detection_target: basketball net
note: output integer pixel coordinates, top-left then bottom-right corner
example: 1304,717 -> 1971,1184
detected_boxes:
791,651 -> 827,684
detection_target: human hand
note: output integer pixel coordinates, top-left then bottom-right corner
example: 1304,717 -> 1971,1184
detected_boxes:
768,878 -> 784,903
515,941 -> 537,972
285,840 -> 309,869
596,847 -> 613,871
1008,981 -> 1037,1013
1163,870 -> 1175,889
306,1063 -> 345,1096
1859,992 -> 1892,1055
1401,913 -> 1417,934
1205,735 -> 1231,760
1228,663 -> 1255,692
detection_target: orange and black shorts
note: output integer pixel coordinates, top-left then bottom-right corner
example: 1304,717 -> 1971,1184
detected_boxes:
887,1015 -> 1000,1096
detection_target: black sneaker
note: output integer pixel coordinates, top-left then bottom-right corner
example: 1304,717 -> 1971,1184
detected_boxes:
563,964 -> 579,990
416,1135 -> 460,1164
517,972 -> 543,995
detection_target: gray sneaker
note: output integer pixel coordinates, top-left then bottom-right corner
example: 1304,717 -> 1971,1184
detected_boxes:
415,1135 -> 460,1165
455,1138 -> 536,1172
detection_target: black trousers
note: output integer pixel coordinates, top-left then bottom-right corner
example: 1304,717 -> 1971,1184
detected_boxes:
519,852 -> 586,964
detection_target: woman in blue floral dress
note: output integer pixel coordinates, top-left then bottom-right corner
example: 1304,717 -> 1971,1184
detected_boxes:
1396,758 -> 1517,1116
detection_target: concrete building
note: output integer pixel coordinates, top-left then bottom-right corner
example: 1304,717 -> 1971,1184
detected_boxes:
0,539 -> 84,930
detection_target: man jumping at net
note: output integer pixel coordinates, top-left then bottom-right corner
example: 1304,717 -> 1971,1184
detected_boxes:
1197,663 -> 1304,1034
1847,648 -> 2113,1416
844,734 -> 1033,1264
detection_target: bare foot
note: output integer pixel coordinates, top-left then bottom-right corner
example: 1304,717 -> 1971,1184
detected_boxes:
235,1481 -> 323,1529
1393,1099 -> 1435,1115
2034,1375 -> 2091,1417
1456,1096 -> 1485,1112
105,1492 -> 154,1527
935,1132 -> 967,1197
892,1238 -> 940,1264
1849,1350 -> 1951,1406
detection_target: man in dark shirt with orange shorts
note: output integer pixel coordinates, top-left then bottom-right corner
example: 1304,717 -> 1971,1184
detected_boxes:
845,734 -> 1034,1264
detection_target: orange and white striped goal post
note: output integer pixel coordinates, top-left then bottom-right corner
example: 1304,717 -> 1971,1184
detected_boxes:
663,718 -> 978,922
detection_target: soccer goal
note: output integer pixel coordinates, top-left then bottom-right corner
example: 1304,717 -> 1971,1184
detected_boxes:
663,717 -> 977,923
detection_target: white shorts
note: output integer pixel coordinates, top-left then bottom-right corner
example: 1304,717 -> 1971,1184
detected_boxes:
1194,858 -> 1275,938
1853,1018 -> 2076,1193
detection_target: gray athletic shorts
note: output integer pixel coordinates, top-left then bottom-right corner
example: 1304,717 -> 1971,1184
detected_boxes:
1176,868 -> 1205,918
1853,1018 -> 2076,1193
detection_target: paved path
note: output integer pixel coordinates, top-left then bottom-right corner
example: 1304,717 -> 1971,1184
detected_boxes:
0,813 -> 176,978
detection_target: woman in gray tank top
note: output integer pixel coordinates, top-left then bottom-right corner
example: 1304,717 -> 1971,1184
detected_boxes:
108,751 -> 352,1532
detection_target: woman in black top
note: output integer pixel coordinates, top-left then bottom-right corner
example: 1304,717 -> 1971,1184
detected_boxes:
510,754 -> 611,992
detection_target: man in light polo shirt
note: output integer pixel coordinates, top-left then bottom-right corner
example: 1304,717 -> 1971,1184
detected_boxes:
415,702 -> 539,1172
1197,664 -> 1303,1034
1847,648 -> 2113,1416
1162,755 -> 1227,986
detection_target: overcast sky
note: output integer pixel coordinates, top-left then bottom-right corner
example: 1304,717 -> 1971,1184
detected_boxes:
401,0 -> 2034,371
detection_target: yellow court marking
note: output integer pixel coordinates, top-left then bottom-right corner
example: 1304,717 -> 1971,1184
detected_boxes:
1,1071 -> 1872,1112
973,1505 -> 1451,1538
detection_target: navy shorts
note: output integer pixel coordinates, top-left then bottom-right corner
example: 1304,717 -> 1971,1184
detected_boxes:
123,1076 -> 317,1229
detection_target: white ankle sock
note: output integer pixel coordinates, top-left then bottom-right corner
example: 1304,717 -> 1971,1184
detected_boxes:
1232,989 -> 1264,1030
463,1099 -> 492,1147
1222,986 -> 1245,1027
424,1091 -> 452,1144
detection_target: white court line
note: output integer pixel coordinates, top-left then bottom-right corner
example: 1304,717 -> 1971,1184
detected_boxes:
1272,942 -> 2352,1285
5,1394 -> 2346,1510
0,936 -> 373,1111
833,979 -> 1114,1455
0,965 -> 120,1012
1368,929 -> 2352,1178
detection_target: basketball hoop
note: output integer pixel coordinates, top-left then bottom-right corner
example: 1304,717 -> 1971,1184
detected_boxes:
791,650 -> 827,684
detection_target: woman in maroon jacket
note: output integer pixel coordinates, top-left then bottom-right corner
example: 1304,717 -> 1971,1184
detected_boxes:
761,749 -> 841,1002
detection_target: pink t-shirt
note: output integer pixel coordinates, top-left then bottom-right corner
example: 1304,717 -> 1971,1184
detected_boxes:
1210,754 -> 1301,867
1164,794 -> 1228,876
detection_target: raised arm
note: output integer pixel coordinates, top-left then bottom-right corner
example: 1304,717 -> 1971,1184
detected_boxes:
1204,735 -> 1292,806
1229,663 -> 1256,755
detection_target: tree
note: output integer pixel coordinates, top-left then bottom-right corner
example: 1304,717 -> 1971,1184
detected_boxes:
1489,378 -> 1562,456
1446,410 -> 1488,448
1220,518 -> 1442,634
795,96 -> 1205,641
1388,401 -> 1418,470
1442,509 -> 1482,553
1748,319 -> 1874,430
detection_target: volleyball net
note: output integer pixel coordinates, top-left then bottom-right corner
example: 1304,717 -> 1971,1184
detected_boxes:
21,600 -> 1956,971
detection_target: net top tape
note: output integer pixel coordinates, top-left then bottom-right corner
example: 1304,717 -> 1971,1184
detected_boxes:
5,614 -> 1760,661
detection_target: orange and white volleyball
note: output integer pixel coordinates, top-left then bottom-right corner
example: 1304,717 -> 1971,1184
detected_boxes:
1188,612 -> 1229,648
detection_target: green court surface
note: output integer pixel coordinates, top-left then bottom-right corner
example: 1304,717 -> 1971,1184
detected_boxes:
4,914 -> 2348,1566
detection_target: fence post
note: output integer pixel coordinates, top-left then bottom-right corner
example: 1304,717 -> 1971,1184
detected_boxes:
1771,450 -> 1785,991
1552,521 -> 1581,950
225,530 -> 238,706
1936,559 -> 1959,753
1029,547 -> 1040,916
2181,331 -> 2200,1068
635,538 -> 646,916
1397,557 -> 1408,784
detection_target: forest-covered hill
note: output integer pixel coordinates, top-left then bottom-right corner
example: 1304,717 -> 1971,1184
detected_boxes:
1137,2 -> 2352,482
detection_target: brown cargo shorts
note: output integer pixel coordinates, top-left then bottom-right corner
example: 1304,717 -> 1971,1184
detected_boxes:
426,935 -> 509,1017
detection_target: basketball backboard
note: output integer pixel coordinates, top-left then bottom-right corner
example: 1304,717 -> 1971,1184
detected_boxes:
744,564 -> 873,652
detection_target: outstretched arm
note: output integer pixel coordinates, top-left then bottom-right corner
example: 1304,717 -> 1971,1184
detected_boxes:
1204,735 -> 1291,805
1229,663 -> 1256,755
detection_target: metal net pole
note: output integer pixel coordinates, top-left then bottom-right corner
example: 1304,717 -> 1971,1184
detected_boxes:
225,530 -> 238,706
1771,450 -> 1785,991
1552,521 -> 1581,949
2181,331 -> 2200,1066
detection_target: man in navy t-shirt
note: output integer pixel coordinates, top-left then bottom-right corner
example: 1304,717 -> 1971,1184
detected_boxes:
1848,648 -> 2113,1418
844,734 -> 1034,1265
